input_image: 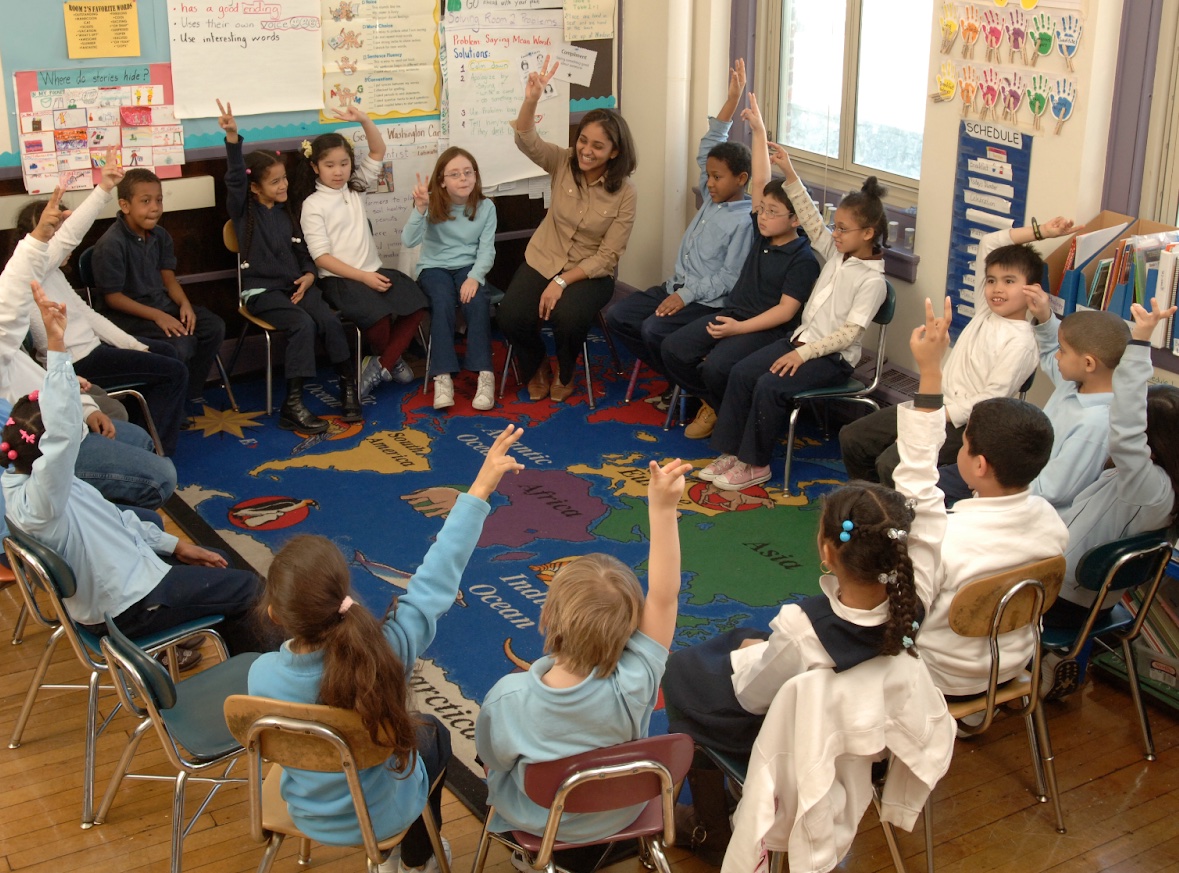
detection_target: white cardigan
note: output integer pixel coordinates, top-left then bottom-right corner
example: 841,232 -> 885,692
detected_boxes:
722,655 -> 955,873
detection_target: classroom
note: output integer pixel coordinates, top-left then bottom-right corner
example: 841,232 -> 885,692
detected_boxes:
3,2 -> 1179,873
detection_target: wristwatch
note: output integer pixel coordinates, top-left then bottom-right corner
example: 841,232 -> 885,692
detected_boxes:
553,275 -> 567,289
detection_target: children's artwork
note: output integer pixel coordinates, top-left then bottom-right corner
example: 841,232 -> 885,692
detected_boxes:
124,147 -> 153,167
19,132 -> 52,155
1050,79 -> 1076,135
120,105 -> 153,126
88,105 -> 122,126
88,126 -> 119,147
90,148 -> 120,168
21,153 -> 59,176
60,168 -> 95,191
20,113 -> 55,134
1000,71 -> 1024,123
54,108 -> 88,129
154,146 -> 185,167
931,60 -> 957,103
960,4 -> 981,59
55,128 -> 89,152
957,65 -> 978,117
979,68 -> 1001,121
981,9 -> 1004,62
153,126 -> 184,147
939,3 -> 959,55
1025,73 -> 1049,131
1055,13 -> 1082,72
1028,12 -> 1054,66
1004,8 -> 1027,63
121,127 -> 152,148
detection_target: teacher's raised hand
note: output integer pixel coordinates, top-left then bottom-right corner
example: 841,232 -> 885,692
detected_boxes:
523,55 -> 560,103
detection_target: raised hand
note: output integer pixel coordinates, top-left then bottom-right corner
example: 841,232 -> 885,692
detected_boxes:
727,58 -> 746,104
909,296 -> 953,376
1000,72 -> 1025,121
960,4 -> 981,59
741,91 -> 766,136
523,55 -> 559,103
939,3 -> 959,55
958,65 -> 978,117
648,457 -> 692,512
411,172 -> 429,214
767,141 -> 795,175
1050,79 -> 1076,135
1004,8 -> 1028,64
1055,14 -> 1082,72
1026,74 -> 1049,131
32,281 -> 67,348
1029,12 -> 1055,66
215,98 -> 238,141
933,60 -> 957,103
1130,298 -> 1179,343
98,146 -> 124,192
1021,283 -> 1053,325
1039,216 -> 1075,238
331,104 -> 367,123
981,9 -> 1004,62
30,187 -> 69,243
469,425 -> 526,500
980,68 -> 1001,120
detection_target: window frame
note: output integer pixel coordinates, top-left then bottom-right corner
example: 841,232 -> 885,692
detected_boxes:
759,0 -> 926,209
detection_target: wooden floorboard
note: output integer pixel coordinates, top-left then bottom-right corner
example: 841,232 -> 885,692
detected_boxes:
3,512 -> 1179,872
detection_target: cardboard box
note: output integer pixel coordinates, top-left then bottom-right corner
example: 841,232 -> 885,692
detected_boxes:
1045,210 -> 1178,295
1135,640 -> 1179,691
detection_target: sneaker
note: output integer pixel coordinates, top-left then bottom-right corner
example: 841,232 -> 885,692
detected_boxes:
389,358 -> 415,384
644,387 -> 675,411
1041,651 -> 1081,701
955,709 -> 987,739
698,454 -> 738,482
377,848 -> 401,873
684,402 -> 717,439
433,374 -> 455,410
714,462 -> 772,491
155,646 -> 202,672
398,837 -> 451,873
473,371 -> 496,411
359,355 -> 385,399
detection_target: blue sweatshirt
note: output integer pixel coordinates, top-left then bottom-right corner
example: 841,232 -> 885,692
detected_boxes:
402,198 -> 497,285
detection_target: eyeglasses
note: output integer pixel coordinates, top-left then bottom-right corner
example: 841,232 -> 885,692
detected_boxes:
444,169 -> 477,180
832,224 -> 866,235
757,206 -> 795,219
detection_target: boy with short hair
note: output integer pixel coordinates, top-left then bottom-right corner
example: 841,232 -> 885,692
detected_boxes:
894,297 -> 1068,697
840,219 -> 1073,487
92,169 -> 226,404
605,62 -> 754,406
475,458 -> 691,864
939,300 -> 1129,507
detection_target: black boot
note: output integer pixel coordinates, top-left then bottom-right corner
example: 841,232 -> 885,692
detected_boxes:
680,762 -> 733,865
279,378 -> 329,434
336,362 -> 363,423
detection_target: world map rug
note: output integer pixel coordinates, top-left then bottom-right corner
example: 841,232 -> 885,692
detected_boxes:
170,336 -> 850,813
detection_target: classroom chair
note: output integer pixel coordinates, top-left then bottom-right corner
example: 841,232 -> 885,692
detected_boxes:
95,613 -> 259,873
498,312 -> 624,410
77,245 -> 240,412
702,653 -> 953,873
1041,529 -> 1173,759
223,695 -> 451,873
2,523 -> 226,829
471,734 -> 693,873
221,220 -> 365,415
925,555 -> 1069,870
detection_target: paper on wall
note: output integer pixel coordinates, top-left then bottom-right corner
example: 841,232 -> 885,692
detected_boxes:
564,0 -> 614,40
550,43 -> 596,87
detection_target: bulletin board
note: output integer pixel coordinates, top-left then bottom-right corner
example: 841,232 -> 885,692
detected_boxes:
0,0 -> 621,174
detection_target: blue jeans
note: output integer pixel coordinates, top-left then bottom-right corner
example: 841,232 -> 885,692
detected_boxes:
418,266 -> 494,376
76,421 -> 177,509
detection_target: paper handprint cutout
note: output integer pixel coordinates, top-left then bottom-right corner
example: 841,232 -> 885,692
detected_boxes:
958,65 -> 979,117
1050,78 -> 1076,134
1028,12 -> 1055,66
939,3 -> 960,55
1026,73 -> 1049,131
981,10 -> 1004,63
932,60 -> 957,103
1055,14 -> 1082,72
1004,9 -> 1028,65
960,4 -> 981,59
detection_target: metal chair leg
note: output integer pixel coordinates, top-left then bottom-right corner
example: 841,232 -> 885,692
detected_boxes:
1031,705 -> 1066,833
597,312 -> 624,375
662,387 -> 681,431
9,626 -> 65,747
107,389 -> 165,456
263,330 -> 273,416
82,669 -> 101,826
923,796 -> 934,873
12,602 -> 29,644
499,344 -> 514,399
624,360 -> 641,403
782,406 -> 803,495
171,770 -> 189,873
1023,706 -> 1048,801
214,355 -> 239,412
1122,637 -> 1157,760
583,341 -> 595,410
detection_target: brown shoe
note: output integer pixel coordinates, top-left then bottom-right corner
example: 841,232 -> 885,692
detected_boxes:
684,402 -> 717,439
549,378 -> 575,402
527,366 -> 553,400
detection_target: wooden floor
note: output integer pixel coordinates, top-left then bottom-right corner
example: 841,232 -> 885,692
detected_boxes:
3,512 -> 1179,872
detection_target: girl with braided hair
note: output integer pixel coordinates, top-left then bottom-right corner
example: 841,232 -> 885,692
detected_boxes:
218,99 -> 361,434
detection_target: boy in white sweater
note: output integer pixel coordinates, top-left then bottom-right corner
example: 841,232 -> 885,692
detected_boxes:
840,218 -> 1073,487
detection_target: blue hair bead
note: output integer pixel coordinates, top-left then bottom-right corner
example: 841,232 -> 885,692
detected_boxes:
839,532 -> 850,542
902,635 -> 914,649
839,519 -> 854,542
841,520 -> 854,531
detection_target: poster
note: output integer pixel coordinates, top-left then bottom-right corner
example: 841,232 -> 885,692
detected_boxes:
321,0 -> 441,120
64,1 -> 141,59
443,7 -> 570,188
168,0 -> 323,118
564,0 -> 614,40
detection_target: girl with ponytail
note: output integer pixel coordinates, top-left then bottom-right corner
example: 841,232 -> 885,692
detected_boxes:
249,426 -> 525,871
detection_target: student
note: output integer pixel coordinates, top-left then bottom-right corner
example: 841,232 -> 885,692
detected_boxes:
939,296 -> 1129,508
697,97 -> 886,490
496,57 -> 638,403
661,94 -> 820,440
475,457 -> 692,869
2,284 -> 273,656
12,153 -> 189,456
217,100 -> 361,434
291,106 -> 428,400
604,60 -> 754,406
403,147 -> 498,411
251,426 -> 525,872
92,169 -> 227,407
839,219 -> 1066,488
894,297 -> 1068,697
1045,299 -> 1179,642
0,189 -> 177,512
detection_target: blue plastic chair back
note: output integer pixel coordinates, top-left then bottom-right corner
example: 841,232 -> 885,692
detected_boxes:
1075,529 -> 1172,593
103,611 -> 179,710
875,281 -> 897,325
6,517 -> 79,598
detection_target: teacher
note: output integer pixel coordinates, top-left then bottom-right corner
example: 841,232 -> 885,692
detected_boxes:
497,57 -> 638,403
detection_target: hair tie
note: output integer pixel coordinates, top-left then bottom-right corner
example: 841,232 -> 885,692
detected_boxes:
301,139 -> 313,159
20,429 -> 37,444
5,417 -> 13,426
245,167 -> 252,175
911,620 -> 920,632
27,390 -> 39,402
902,635 -> 915,649
839,519 -> 854,542
5,450 -> 15,461
338,595 -> 354,615
887,528 -> 908,542
877,571 -> 898,586
275,150 -> 281,156
291,237 -> 302,244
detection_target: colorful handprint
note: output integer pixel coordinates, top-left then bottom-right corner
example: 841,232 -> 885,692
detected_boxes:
1050,78 -> 1076,135
933,60 -> 957,103
939,3 -> 960,55
958,65 -> 979,117
960,4 -> 981,59
1000,72 -> 1025,123
1026,73 -> 1049,131
1055,13 -> 1083,72
980,68 -> 1000,120
1029,12 -> 1055,66
981,9 -> 1004,62
1004,9 -> 1028,64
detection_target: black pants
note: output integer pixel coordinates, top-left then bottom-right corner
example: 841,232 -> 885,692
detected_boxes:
245,286 -> 352,379
839,404 -> 966,488
497,263 -> 615,385
107,304 -> 226,402
603,285 -> 718,378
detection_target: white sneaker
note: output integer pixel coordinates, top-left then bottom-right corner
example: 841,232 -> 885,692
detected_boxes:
698,454 -> 738,482
473,371 -> 496,411
433,374 -> 455,410
360,355 -> 385,399
376,848 -> 401,872
389,358 -> 415,384
397,837 -> 451,873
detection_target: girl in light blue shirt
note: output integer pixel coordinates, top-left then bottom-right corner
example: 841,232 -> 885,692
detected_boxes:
403,148 -> 498,412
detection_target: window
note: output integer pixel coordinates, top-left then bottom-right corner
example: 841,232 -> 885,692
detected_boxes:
768,0 -> 934,201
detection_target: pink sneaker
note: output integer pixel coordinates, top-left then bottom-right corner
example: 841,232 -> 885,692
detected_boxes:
698,454 -> 739,482
714,462 -> 772,491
